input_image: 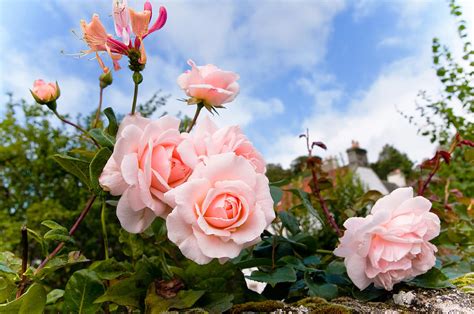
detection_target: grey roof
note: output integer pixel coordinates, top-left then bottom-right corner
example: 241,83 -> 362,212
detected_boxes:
354,166 -> 389,194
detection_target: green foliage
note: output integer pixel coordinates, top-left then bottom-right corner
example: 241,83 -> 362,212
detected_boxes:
0,284 -> 46,314
63,269 -> 106,313
370,144 -> 414,180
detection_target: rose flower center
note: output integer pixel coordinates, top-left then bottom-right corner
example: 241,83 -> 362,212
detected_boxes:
204,194 -> 242,229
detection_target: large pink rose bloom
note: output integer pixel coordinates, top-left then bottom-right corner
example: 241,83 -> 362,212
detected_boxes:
99,114 -> 191,233
177,59 -> 239,107
164,153 -> 275,264
334,187 -> 440,291
178,116 -> 266,174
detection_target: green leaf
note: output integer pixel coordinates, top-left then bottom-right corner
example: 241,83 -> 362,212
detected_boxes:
119,229 -> 144,260
145,286 -> 205,313
89,258 -> 132,281
89,147 -> 112,193
304,272 -> 338,300
270,186 -> 283,204
41,220 -> 71,243
0,277 -> 16,303
0,252 -> 22,275
199,292 -> 234,313
247,266 -> 297,287
52,154 -> 91,188
46,289 -> 64,305
103,107 -> 118,137
0,284 -> 46,314
94,279 -> 142,308
234,258 -> 273,269
63,269 -> 105,314
278,211 -> 300,235
35,252 -> 89,280
408,267 -> 453,289
89,128 -> 115,149
295,189 -> 324,225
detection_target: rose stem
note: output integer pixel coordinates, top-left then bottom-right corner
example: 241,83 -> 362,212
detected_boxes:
418,134 -> 460,196
187,103 -> 204,133
93,86 -> 104,129
101,199 -> 109,260
34,195 -> 97,275
52,110 -> 100,148
16,226 -> 28,298
303,129 -> 342,237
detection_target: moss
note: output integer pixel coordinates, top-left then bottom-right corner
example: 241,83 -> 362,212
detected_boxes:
229,300 -> 286,313
451,272 -> 474,294
293,297 -> 351,314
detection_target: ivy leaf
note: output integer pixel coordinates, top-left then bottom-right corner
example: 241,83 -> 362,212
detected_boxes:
103,107 -> 118,137
247,266 -> 297,287
0,284 -> 46,314
63,269 -> 105,314
89,129 -> 115,149
89,147 -> 112,194
52,154 -> 91,188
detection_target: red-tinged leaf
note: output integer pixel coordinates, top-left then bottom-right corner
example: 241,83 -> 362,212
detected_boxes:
312,141 -> 327,150
299,134 -> 306,138
438,150 -> 451,164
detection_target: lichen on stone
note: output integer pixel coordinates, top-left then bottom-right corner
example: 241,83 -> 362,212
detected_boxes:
451,272 -> 474,294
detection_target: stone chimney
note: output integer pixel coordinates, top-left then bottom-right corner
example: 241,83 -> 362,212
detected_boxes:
346,140 -> 368,167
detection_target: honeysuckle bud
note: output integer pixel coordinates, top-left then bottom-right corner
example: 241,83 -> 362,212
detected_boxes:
30,80 -> 60,110
99,70 -> 113,88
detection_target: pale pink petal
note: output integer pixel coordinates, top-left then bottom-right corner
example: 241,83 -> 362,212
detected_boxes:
193,227 -> 242,259
117,190 -> 154,233
120,153 -> 139,185
99,158 -> 127,195
371,187 -> 413,215
230,210 -> 267,245
345,255 -> 371,290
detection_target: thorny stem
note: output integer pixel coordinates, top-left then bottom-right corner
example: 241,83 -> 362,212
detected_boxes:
53,110 -> 99,148
303,129 -> 342,237
101,199 -> 109,260
187,103 -> 204,133
131,81 -> 139,115
16,226 -> 28,299
93,87 -> 104,129
34,195 -> 97,275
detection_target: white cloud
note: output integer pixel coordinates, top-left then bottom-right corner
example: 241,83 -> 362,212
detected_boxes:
267,55 -> 438,167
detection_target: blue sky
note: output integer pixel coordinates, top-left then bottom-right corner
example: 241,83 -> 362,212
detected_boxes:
1,0 -> 473,167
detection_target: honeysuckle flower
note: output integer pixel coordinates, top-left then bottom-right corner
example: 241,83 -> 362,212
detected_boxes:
80,3 -> 167,70
177,60 -> 240,112
113,0 -> 132,46
30,80 -> 60,106
80,14 -> 128,70
334,187 -> 440,291
129,1 -> 167,64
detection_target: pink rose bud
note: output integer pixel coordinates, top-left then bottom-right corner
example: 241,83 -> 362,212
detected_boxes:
334,187 -> 441,291
177,59 -> 240,110
30,80 -> 60,108
164,153 -> 275,265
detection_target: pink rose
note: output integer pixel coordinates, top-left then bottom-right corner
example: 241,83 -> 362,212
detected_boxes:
164,153 -> 275,265
31,79 -> 60,104
99,114 -> 191,233
334,187 -> 440,291
177,59 -> 240,107
178,116 -> 266,174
